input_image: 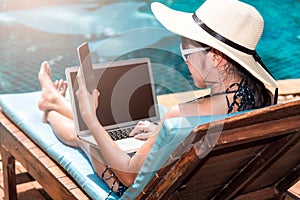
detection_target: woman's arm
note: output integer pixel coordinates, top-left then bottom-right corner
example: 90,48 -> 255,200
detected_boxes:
75,69 -> 160,186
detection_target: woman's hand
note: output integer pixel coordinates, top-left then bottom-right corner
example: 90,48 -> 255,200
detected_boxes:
129,121 -> 157,140
76,69 -> 99,126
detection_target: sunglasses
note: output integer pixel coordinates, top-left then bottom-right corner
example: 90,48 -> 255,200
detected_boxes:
180,43 -> 211,62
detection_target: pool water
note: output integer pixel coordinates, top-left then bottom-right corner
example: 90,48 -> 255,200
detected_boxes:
0,0 -> 299,95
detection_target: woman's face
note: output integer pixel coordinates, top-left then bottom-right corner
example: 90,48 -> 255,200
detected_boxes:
182,42 -> 221,88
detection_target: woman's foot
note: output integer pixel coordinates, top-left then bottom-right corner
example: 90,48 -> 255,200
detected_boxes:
38,61 -> 67,95
54,79 -> 68,97
38,61 -> 68,122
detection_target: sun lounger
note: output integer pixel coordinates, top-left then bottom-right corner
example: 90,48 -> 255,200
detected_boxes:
124,98 -> 300,199
0,91 -> 299,199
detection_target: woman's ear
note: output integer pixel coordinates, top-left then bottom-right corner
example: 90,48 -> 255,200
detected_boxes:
210,48 -> 225,65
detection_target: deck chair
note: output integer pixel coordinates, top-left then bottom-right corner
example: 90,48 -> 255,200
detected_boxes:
0,91 -> 299,199
123,99 -> 300,199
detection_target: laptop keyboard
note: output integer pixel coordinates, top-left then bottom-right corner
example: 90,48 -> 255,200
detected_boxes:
107,127 -> 135,141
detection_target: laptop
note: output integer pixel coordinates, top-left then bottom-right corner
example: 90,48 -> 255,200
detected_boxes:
65,57 -> 160,154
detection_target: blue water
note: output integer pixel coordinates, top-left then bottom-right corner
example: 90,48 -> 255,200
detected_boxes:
0,0 -> 299,94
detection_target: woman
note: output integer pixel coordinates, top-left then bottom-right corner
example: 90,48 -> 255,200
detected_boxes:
38,0 -> 278,197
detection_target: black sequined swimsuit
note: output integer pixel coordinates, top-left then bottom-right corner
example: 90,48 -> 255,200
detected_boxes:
185,78 -> 256,114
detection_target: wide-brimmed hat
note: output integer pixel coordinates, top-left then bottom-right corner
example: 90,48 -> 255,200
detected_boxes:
151,0 -> 278,89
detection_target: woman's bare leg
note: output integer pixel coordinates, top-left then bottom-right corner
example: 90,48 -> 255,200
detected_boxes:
38,61 -> 73,120
46,110 -> 79,147
38,61 -> 121,192
37,61 -> 78,146
46,110 -> 122,192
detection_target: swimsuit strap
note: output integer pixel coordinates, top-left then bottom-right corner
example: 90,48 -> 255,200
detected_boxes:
102,166 -> 128,199
226,78 -> 256,113
184,78 -> 256,114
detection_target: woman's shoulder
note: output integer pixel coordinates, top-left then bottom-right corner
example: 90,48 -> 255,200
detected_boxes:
164,99 -> 217,119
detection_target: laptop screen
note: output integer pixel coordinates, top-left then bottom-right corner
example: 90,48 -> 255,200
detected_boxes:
67,58 -> 159,133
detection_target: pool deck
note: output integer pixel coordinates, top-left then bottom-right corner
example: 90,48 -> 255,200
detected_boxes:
0,78 -> 300,199
157,78 -> 300,108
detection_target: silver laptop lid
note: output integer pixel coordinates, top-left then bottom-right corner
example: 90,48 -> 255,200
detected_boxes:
65,58 -> 160,135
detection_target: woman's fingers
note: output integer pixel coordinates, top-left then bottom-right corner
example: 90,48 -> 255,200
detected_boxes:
129,121 -> 157,138
76,69 -> 85,89
129,121 -> 146,136
134,132 -> 154,140
129,127 -> 140,137
76,69 -> 90,99
93,89 -> 100,108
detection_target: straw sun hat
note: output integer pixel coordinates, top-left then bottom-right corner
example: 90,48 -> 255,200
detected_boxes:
151,0 -> 278,91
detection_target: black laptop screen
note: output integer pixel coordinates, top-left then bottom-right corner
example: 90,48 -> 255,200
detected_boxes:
70,59 -> 158,130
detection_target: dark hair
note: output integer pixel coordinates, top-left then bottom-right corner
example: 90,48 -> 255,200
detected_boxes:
181,37 -> 273,109
224,55 -> 273,109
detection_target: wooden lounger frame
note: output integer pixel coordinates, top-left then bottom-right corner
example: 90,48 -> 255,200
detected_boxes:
0,109 -> 89,200
137,99 -> 300,200
0,100 -> 299,199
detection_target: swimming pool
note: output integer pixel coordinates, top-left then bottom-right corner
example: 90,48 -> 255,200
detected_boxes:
0,0 -> 299,95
